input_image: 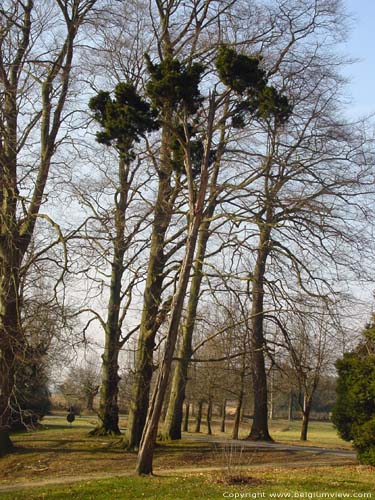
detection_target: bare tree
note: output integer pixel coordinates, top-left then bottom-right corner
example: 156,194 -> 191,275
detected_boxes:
0,0 -> 100,455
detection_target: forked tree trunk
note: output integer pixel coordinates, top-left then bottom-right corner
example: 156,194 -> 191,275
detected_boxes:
163,217 -> 212,440
127,119 -> 175,450
195,400 -> 203,433
135,98 -> 215,475
162,108 -> 227,441
247,228 -> 273,442
0,2 -> 95,456
136,209 -> 207,474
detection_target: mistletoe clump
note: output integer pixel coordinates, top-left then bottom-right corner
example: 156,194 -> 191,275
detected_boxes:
89,82 -> 158,154
216,45 -> 292,127
145,55 -> 205,114
216,45 -> 267,94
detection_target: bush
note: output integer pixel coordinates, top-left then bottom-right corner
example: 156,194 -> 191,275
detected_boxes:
332,319 -> 375,465
11,359 -> 51,431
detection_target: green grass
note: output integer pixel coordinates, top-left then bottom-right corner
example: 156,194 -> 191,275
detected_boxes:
267,419 -> 351,448
0,466 -> 373,500
35,415 -> 349,450
197,417 -> 350,449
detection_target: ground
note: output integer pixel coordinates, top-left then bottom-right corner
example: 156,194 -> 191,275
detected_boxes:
0,415 -> 372,499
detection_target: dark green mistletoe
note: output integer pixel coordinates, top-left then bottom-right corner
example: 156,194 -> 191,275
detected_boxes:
145,54 -> 205,115
216,45 -> 292,128
89,82 -> 158,158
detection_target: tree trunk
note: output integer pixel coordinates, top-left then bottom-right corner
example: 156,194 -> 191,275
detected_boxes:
135,97 -> 215,474
86,387 -> 99,412
195,400 -> 203,433
0,258 -> 22,456
91,157 -> 131,436
136,205 -> 208,474
163,217 -> 212,440
127,122 -> 174,450
206,398 -> 212,435
0,346 -> 16,457
288,390 -> 293,423
93,331 -> 121,435
300,394 -> 312,441
162,105 -> 227,441
269,369 -> 274,421
247,228 -> 273,442
183,402 -> 190,432
220,399 -> 227,433
232,393 -> 243,440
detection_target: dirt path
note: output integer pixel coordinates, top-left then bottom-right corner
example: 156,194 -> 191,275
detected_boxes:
0,437 -> 356,494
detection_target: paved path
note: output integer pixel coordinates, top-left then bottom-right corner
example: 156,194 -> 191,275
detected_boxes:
185,434 -> 356,457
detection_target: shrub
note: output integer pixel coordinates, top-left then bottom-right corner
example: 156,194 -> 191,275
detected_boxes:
332,319 -> 375,465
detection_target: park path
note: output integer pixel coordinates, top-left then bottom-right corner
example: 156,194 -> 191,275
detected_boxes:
185,434 -> 355,456
0,437 -> 356,495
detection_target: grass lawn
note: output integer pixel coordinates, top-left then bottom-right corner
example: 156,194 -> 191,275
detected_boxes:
0,415 -> 359,498
0,466 -> 373,499
188,416 -> 351,449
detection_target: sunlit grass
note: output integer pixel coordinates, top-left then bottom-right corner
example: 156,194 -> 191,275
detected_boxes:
0,466 -> 373,500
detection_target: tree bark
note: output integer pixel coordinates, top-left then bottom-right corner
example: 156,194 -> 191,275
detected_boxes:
195,400 -> 203,433
220,399 -> 227,433
162,100 -> 227,441
247,228 -> 273,441
183,402 -> 190,432
127,121 -> 175,449
206,398 -> 212,435
136,96 -> 215,474
232,397 -> 243,440
163,217 -> 212,440
300,394 -> 312,441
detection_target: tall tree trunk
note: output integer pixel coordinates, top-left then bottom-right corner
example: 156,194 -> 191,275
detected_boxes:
136,208 -> 206,474
195,400 -> 203,433
0,1 -> 94,455
206,398 -> 212,435
136,99 -> 215,473
183,402 -> 190,432
127,121 -> 174,449
300,394 -> 312,441
247,228 -> 273,441
163,217 -> 212,440
220,399 -> 227,433
0,244 -> 23,455
91,157 -> 130,436
162,102 -> 227,441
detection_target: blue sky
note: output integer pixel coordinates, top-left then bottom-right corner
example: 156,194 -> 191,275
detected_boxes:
345,0 -> 375,116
